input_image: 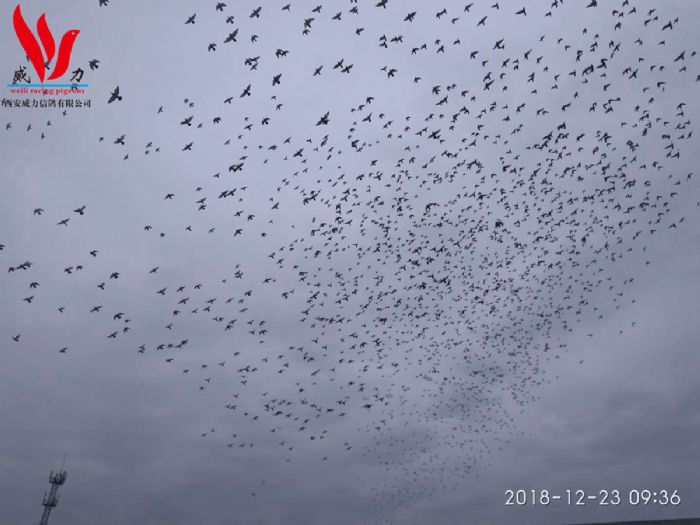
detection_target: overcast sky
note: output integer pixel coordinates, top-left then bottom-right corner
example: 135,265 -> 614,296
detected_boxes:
1,1 -> 700,524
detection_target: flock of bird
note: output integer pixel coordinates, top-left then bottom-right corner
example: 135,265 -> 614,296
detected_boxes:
3,0 -> 698,520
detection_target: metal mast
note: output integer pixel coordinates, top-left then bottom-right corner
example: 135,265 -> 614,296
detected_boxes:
38,464 -> 67,525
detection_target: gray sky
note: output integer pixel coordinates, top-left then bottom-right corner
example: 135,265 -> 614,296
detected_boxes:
1,1 -> 700,524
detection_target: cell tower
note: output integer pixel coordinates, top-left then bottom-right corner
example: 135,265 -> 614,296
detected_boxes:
38,460 -> 67,525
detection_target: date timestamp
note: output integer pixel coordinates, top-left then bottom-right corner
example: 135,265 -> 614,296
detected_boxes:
505,489 -> 681,507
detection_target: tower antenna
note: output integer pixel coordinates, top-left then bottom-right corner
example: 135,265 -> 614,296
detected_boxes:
38,462 -> 67,525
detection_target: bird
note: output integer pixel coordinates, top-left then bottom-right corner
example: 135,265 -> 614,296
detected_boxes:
316,112 -> 330,126
108,86 -> 122,103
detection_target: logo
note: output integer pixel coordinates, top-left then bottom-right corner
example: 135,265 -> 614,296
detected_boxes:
4,4 -> 91,108
11,4 -> 81,85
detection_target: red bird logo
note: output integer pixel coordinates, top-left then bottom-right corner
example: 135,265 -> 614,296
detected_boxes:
12,4 -> 80,83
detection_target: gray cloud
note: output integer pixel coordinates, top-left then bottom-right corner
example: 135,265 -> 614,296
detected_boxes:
1,1 -> 700,524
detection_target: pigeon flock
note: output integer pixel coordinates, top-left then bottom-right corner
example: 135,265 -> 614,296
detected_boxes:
2,0 -> 699,521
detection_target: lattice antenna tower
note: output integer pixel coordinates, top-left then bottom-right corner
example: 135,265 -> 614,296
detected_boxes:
38,457 -> 67,525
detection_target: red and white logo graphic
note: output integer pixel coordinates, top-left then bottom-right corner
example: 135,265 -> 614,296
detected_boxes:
12,4 -> 80,83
